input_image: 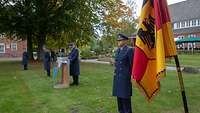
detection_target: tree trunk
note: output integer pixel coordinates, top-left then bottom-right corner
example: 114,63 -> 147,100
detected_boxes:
27,34 -> 33,60
38,32 -> 46,61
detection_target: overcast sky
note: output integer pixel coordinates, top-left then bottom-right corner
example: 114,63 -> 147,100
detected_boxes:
126,0 -> 186,16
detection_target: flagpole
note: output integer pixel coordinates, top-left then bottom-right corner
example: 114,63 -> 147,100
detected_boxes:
174,55 -> 189,113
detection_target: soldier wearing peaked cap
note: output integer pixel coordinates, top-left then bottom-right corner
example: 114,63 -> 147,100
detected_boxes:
68,43 -> 80,86
112,33 -> 134,113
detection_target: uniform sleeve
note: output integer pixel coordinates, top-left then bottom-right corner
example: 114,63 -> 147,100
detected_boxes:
128,48 -> 134,69
69,49 -> 78,62
45,52 -> 51,62
26,52 -> 29,60
48,53 -> 51,62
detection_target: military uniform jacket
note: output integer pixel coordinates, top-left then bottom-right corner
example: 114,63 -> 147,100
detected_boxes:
22,52 -> 29,65
112,45 -> 134,98
68,48 -> 80,76
44,52 -> 51,70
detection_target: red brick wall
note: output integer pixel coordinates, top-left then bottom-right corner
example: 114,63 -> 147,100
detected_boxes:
0,38 -> 27,58
174,32 -> 200,38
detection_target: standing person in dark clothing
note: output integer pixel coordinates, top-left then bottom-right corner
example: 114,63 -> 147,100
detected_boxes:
112,34 -> 134,113
50,50 -> 56,62
68,43 -> 80,86
43,45 -> 51,77
22,48 -> 29,70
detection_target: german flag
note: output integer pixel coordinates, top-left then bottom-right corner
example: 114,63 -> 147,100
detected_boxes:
132,0 -> 177,101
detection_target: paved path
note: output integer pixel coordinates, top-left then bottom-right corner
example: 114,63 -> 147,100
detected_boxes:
81,59 -> 179,71
0,58 -> 184,71
0,58 -> 21,61
81,59 -> 110,64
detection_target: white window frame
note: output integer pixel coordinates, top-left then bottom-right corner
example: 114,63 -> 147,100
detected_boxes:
0,43 -> 5,53
181,21 -> 185,28
193,43 -> 196,48
190,20 -> 193,27
176,22 -> 180,29
178,35 -> 184,39
173,23 -> 177,29
198,19 -> 200,26
188,34 -> 196,38
196,19 -> 198,26
11,43 -> 17,51
186,21 -> 190,27
177,36 -> 184,49
192,34 -> 196,37
192,20 -> 196,26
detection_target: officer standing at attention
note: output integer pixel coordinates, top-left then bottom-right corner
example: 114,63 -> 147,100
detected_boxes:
43,45 -> 51,77
112,34 -> 134,113
22,48 -> 29,70
68,43 -> 80,86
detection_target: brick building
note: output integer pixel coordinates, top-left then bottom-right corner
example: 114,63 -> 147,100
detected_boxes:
169,0 -> 200,50
0,34 -> 27,58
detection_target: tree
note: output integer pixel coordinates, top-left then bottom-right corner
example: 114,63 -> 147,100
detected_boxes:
0,0 -> 37,60
120,0 -> 137,36
95,0 -> 137,54
101,0 -> 133,35
0,0 -> 137,59
0,0 -> 95,59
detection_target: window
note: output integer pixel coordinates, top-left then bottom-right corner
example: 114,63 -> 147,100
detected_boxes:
176,22 -> 180,29
177,36 -> 184,49
11,43 -> 17,51
181,21 -> 185,28
0,43 -> 5,53
188,43 -> 193,49
193,43 -> 196,48
192,34 -> 196,37
188,34 -> 196,38
190,20 -> 193,26
173,23 -> 177,29
186,21 -> 190,27
198,19 -> 200,26
192,20 -> 196,26
178,35 -> 184,39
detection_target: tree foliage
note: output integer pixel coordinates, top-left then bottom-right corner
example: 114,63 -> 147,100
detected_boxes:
0,0 -> 137,59
93,0 -> 137,54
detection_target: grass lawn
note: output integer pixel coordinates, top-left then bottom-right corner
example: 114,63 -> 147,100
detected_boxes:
167,54 -> 200,67
0,60 -> 200,113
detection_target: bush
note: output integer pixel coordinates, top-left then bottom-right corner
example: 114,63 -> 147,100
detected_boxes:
80,49 -> 97,59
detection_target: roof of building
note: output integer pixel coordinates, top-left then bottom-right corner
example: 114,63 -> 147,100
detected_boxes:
169,0 -> 200,22
173,26 -> 200,35
176,37 -> 200,43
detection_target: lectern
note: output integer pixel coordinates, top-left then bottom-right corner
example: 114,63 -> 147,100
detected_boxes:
53,57 -> 70,89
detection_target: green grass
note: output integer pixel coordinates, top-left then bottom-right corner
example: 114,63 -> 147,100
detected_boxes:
167,54 -> 200,67
0,61 -> 200,113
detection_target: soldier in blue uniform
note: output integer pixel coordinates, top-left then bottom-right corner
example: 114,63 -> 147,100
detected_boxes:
112,34 -> 134,113
68,43 -> 80,86
22,48 -> 29,70
43,45 -> 51,77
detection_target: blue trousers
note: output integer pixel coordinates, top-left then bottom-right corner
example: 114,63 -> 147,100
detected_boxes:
45,63 -> 50,77
46,68 -> 50,77
117,97 -> 132,113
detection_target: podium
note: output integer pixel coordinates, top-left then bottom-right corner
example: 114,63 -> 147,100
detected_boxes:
53,57 -> 70,89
